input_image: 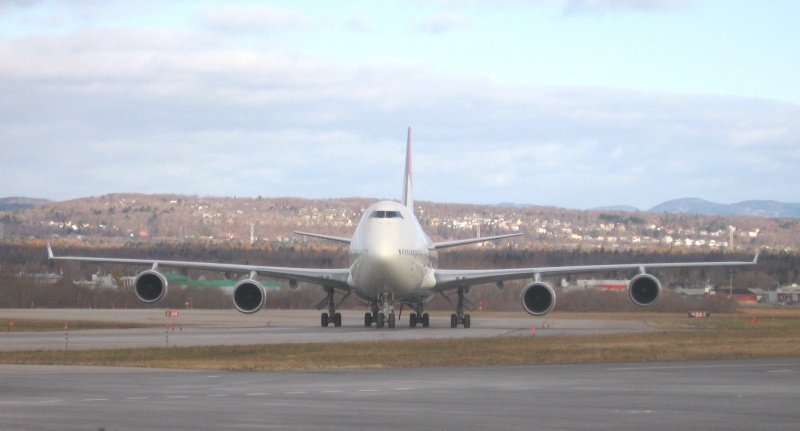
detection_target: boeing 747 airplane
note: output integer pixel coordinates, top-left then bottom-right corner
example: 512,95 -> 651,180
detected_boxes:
48,128 -> 758,328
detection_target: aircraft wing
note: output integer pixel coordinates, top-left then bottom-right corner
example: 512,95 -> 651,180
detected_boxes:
47,245 -> 351,289
432,251 -> 760,292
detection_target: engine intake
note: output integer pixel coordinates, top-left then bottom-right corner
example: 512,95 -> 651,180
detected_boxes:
232,279 -> 266,314
628,274 -> 662,307
133,270 -> 168,303
520,281 -> 556,316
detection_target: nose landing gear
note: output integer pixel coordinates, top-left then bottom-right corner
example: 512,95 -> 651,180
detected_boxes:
365,293 -> 397,329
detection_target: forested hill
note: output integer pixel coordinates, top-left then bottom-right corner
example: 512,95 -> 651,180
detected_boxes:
648,198 -> 800,218
2,193 -> 799,252
0,197 -> 50,211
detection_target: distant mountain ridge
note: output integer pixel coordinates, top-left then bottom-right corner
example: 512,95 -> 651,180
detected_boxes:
648,198 -> 800,218
511,198 -> 800,219
589,205 -> 640,212
0,197 -> 50,211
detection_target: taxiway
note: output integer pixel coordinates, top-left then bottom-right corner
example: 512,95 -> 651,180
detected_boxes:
0,309 -> 656,351
1,359 -> 798,430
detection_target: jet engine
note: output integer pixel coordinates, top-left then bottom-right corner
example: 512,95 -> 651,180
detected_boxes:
628,274 -> 662,307
520,281 -> 556,316
232,279 -> 266,314
133,270 -> 168,303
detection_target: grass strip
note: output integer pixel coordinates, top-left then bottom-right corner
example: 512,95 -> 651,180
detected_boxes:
2,328 -> 799,371
1,319 -> 157,332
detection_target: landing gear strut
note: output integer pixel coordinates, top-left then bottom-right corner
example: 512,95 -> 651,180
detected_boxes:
319,286 -> 349,327
408,303 -> 430,328
443,287 -> 472,328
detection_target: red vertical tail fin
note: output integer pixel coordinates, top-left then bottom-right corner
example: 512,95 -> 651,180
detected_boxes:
402,127 -> 413,211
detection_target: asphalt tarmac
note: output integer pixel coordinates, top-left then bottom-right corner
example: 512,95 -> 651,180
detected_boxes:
1,310 -> 798,430
0,309 -> 657,351
1,359 -> 798,431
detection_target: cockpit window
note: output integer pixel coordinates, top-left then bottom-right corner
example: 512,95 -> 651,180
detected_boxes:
370,210 -> 404,219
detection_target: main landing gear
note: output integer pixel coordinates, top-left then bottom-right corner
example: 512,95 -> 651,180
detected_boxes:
374,311 -> 396,329
408,303 -> 430,328
321,311 -> 341,327
364,306 -> 430,329
364,311 -> 396,329
319,286 -> 349,328
365,305 -> 429,328
444,287 -> 472,328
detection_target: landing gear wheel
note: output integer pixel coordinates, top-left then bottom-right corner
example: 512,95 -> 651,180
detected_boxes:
376,312 -> 385,329
422,313 -> 430,328
364,312 -> 373,327
409,313 -> 418,327
388,313 -> 396,329
320,286 -> 350,329
448,287 -> 472,328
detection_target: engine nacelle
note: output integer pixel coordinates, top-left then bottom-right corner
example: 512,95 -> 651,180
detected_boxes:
628,273 -> 662,307
232,279 -> 266,314
520,281 -> 556,316
133,270 -> 168,303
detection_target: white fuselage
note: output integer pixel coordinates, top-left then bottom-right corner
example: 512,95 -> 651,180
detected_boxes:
347,201 -> 438,304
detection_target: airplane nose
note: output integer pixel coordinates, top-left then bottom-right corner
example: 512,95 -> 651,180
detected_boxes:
368,246 -> 398,274
367,233 -> 400,259
359,240 -> 411,289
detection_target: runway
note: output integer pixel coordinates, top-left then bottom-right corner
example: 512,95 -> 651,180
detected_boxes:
0,309 -> 656,351
1,359 -> 798,430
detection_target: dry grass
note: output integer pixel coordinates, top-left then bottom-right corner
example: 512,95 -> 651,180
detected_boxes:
2,325 -> 799,371
2,309 -> 798,371
0,318 -> 153,332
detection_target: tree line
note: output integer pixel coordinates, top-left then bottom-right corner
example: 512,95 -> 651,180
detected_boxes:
0,240 -> 793,312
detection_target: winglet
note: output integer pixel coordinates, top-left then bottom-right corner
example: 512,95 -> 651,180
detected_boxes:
402,127 -> 414,212
46,243 -> 54,259
753,249 -> 761,266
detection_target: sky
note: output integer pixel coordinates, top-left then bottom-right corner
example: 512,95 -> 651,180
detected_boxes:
1,0 -> 799,210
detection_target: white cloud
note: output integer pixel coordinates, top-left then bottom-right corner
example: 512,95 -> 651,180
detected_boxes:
0,0 -> 44,9
1,20 -> 798,209
348,10 -> 374,33
196,4 -> 311,33
413,12 -> 471,34
562,0 -> 691,15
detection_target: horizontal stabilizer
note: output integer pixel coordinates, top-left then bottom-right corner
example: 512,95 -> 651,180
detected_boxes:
433,233 -> 522,249
295,231 -> 352,244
